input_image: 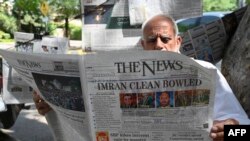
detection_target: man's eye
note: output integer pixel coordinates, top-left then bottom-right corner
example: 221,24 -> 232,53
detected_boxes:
147,38 -> 156,43
160,37 -> 171,43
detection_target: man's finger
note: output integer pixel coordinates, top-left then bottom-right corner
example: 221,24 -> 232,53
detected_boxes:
210,131 -> 224,139
211,124 -> 224,133
33,91 -> 41,103
35,102 -> 51,115
38,107 -> 51,115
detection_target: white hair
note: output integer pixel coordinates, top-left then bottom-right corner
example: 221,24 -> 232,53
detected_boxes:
141,14 -> 179,39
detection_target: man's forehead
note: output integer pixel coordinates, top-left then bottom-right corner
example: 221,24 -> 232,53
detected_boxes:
146,25 -> 169,34
151,26 -> 168,33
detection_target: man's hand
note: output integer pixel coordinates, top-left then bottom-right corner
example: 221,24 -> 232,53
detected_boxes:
210,118 -> 239,141
33,91 -> 52,115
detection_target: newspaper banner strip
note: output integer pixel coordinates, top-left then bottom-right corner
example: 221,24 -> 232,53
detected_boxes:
80,51 -> 216,141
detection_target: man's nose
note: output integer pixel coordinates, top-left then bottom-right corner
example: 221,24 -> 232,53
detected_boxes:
155,37 -> 166,50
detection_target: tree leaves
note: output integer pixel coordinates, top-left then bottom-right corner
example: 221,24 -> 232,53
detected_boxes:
203,0 -> 237,12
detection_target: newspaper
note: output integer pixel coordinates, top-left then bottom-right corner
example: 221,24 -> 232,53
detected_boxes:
82,0 -> 246,62
83,0 -> 108,6
128,0 -> 202,25
1,32 -> 36,104
38,36 -> 69,54
0,49 -> 216,141
0,57 -> 6,112
179,19 -> 227,64
0,49 -> 91,140
83,0 -> 143,52
0,96 -> 6,112
179,6 -> 247,64
14,32 -> 35,52
80,51 -> 215,141
83,0 -> 202,51
1,32 -> 70,104
2,59 -> 33,103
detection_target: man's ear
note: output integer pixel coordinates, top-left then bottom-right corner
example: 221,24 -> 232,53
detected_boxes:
176,35 -> 182,50
141,38 -> 145,49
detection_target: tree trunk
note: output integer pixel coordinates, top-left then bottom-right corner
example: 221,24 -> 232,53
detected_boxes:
221,6 -> 250,118
65,17 -> 69,38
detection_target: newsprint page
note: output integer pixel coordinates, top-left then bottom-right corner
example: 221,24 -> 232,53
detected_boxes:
0,49 -> 216,141
80,51 -> 215,141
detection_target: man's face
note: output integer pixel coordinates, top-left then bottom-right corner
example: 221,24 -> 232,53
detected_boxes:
141,17 -> 181,52
124,95 -> 132,106
160,92 -> 170,107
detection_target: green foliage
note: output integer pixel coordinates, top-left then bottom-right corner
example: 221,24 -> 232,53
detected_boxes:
50,0 -> 80,19
0,38 -> 14,42
0,13 -> 17,37
47,22 -> 58,35
0,30 -> 11,39
69,24 -> 81,40
0,0 -> 17,37
49,0 -> 80,37
12,0 -> 43,32
203,0 -> 237,11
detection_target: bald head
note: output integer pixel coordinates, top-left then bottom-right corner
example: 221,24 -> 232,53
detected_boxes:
142,14 -> 178,38
141,14 -> 182,52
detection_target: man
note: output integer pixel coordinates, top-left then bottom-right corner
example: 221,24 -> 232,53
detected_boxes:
140,14 -> 250,141
121,94 -> 136,108
137,92 -> 155,108
34,14 -> 250,141
158,91 -> 170,108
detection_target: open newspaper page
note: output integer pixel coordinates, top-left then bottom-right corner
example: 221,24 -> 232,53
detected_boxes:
179,19 -> 227,64
1,32 -> 70,104
80,51 -> 216,141
1,32 -> 36,104
2,59 -> 33,103
83,0 -> 142,52
179,6 -> 247,64
82,0 -> 202,52
0,49 -> 91,141
128,0 -> 202,25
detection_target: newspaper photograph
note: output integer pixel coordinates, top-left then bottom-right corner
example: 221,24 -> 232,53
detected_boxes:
80,51 -> 216,141
0,49 -> 91,140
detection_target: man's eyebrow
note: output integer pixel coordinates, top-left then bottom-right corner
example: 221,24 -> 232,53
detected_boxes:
146,34 -> 171,39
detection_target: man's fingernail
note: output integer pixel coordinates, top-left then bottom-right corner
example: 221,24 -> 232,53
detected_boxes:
210,133 -> 216,138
